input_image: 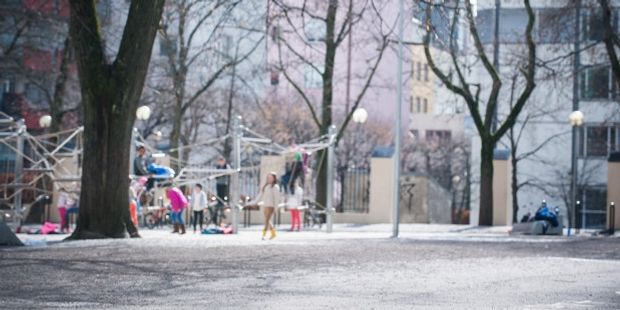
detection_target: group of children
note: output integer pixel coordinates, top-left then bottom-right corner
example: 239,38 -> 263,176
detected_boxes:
159,165 -> 306,240
252,173 -> 305,240
54,159 -> 306,240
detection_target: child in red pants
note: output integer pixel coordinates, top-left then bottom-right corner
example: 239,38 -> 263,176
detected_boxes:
288,182 -> 303,231
56,188 -> 70,233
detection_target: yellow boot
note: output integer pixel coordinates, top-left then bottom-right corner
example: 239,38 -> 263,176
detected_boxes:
269,228 -> 277,240
262,229 -> 267,240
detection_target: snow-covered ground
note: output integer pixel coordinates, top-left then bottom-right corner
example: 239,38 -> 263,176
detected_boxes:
2,224 -> 619,309
12,223 -> 590,249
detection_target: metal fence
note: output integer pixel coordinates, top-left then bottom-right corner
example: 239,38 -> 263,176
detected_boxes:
339,167 -> 370,213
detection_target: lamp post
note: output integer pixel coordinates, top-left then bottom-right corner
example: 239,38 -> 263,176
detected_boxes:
569,110 -> 584,236
39,115 -> 52,129
352,107 -> 368,163
392,0 -> 405,239
39,115 -> 52,221
352,107 -> 368,125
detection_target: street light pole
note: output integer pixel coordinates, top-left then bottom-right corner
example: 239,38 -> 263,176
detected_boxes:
392,0 -> 404,238
569,110 -> 584,236
13,119 -> 25,228
231,115 -> 242,234
326,124 -> 336,233
132,106 -> 152,177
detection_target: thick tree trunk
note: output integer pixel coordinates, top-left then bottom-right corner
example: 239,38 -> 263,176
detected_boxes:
478,141 -> 494,226
68,0 -> 165,239
72,93 -> 136,238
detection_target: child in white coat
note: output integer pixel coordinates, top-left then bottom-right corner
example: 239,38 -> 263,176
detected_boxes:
288,181 -> 303,231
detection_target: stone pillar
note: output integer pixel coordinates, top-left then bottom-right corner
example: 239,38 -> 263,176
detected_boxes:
607,152 -> 620,231
492,149 -> 513,226
367,147 -> 395,223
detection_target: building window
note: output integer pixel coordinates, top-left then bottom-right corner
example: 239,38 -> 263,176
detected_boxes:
581,10 -> 604,42
586,127 -> 608,156
24,84 -> 45,107
423,64 -> 429,81
270,69 -> 279,86
426,130 -> 451,144
24,0 -> 54,14
221,34 -> 233,60
579,125 -> 620,157
304,64 -> 323,88
538,8 -> 574,44
23,47 -> 52,72
416,97 -> 421,113
416,62 -> 421,81
576,187 -> 608,230
423,98 -> 428,113
305,18 -> 326,42
409,129 -> 419,139
580,66 -> 614,100
409,96 -> 414,113
477,8 -> 528,44
271,26 -> 280,42
159,36 -> 177,57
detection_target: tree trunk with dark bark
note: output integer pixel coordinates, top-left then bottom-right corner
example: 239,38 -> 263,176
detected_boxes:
510,146 -> 519,223
67,0 -> 165,239
599,0 -> 620,93
479,141 -> 494,226
422,0 -> 536,226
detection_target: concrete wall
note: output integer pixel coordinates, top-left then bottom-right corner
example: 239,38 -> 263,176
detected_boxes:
243,155 -> 452,226
335,156 -> 394,224
399,176 -> 426,223
493,157 -> 513,226
426,177 -> 452,224
399,175 -> 451,224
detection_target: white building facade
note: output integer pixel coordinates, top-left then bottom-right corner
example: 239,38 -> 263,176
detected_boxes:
469,0 -> 620,229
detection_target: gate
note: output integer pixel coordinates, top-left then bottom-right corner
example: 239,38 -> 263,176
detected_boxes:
339,167 -> 369,213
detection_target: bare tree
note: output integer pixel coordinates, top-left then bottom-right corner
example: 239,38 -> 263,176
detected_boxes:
421,0 -> 537,225
0,2 -> 79,132
156,0 -> 264,169
599,0 -> 620,93
269,0 -> 392,208
68,0 -> 165,239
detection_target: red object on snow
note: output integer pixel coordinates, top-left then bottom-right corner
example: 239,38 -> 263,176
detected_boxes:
129,202 -> 138,227
40,222 -> 58,234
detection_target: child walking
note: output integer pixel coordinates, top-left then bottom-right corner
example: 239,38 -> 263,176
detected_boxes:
191,184 -> 207,233
253,172 -> 280,240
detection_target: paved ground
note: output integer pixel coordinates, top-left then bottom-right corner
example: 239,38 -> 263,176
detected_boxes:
1,224 -> 619,309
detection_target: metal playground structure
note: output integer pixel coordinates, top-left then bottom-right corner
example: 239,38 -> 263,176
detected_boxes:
0,112 -> 338,234
0,112 -> 83,229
